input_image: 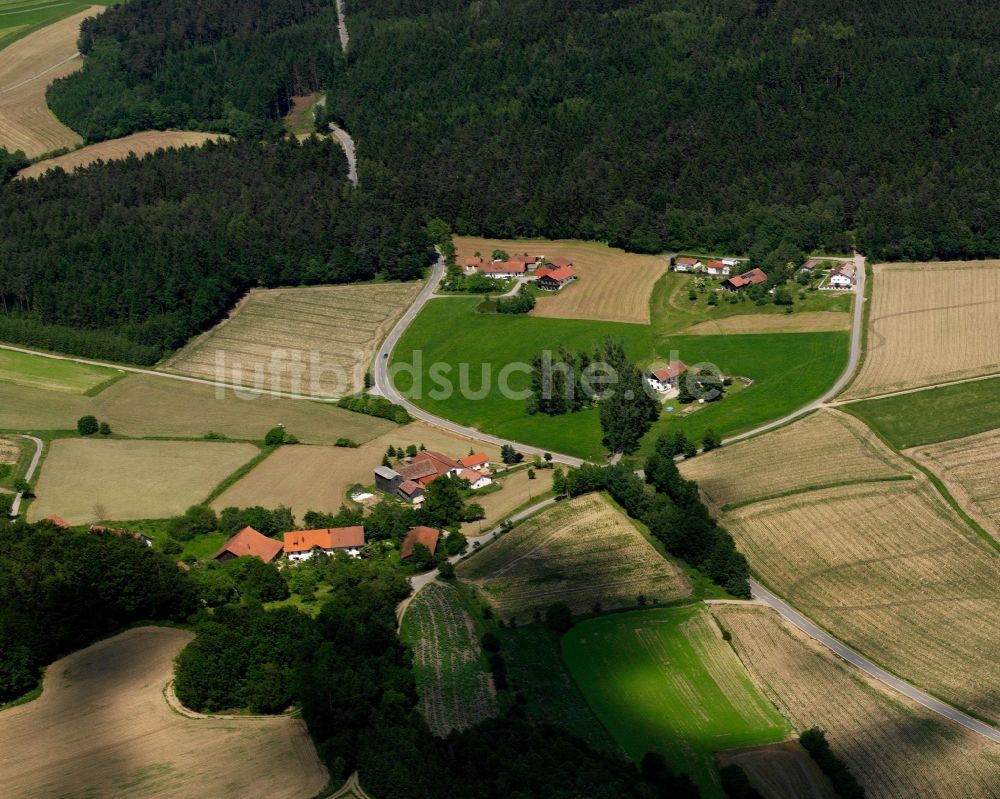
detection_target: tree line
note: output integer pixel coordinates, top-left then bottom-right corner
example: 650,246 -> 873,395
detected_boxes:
0,137 -> 433,363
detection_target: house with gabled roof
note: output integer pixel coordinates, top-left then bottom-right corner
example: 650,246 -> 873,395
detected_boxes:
705,260 -> 731,276
401,526 -> 440,559
464,256 -> 485,273
213,526 -> 283,564
674,257 -> 703,273
283,526 -> 366,562
535,265 -> 576,290
479,261 -> 527,279
721,268 -> 768,293
459,452 -> 490,471
647,361 -> 688,393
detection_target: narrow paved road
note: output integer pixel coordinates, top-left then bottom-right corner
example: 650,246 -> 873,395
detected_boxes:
750,580 -> 1000,744
335,0 -> 349,52
9,434 -> 42,518
329,123 -> 358,187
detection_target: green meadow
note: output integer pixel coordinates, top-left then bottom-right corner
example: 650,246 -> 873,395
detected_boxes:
0,0 -> 123,52
0,347 -> 123,395
562,606 -> 790,798
392,298 -> 848,460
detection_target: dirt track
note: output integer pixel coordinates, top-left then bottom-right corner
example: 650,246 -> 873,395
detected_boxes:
0,627 -> 328,799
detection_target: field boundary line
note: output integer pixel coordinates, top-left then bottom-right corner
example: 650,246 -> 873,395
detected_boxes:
719,474 -> 914,512
0,50 -> 78,94
8,434 -> 42,518
163,680 -> 300,721
829,368 -> 1000,406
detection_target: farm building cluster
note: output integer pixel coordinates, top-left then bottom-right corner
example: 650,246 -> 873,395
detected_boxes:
213,522 -> 441,563
375,449 -> 494,504
464,254 -> 578,291
674,255 -> 856,290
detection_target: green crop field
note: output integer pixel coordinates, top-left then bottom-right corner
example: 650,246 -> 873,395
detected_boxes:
392,298 -> 848,459
563,606 -> 790,798
0,347 -> 123,395
846,376 -> 1000,449
0,0 -> 122,52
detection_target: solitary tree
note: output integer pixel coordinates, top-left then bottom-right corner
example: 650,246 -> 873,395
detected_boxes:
77,415 -> 99,435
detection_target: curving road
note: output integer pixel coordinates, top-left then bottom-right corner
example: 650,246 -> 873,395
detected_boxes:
9,434 -> 42,519
328,123 -> 358,187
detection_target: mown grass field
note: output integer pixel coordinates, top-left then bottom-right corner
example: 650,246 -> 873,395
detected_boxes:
0,347 -> 122,394
843,261 -> 1000,400
162,282 -> 421,398
0,0 -> 117,53
563,606 -> 790,798
392,297 -> 848,460
846,375 -> 1000,448
680,409 -> 912,509
0,627 -> 328,799
400,582 -> 497,737
714,605 -> 1000,799
456,493 -> 689,621
31,438 -> 258,524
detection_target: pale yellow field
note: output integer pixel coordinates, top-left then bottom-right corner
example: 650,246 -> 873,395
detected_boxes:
0,627 -> 328,799
31,438 -> 258,524
0,436 -> 20,465
455,236 -> 667,324
844,261 -> 1000,399
460,467 -> 553,536
0,373 -> 395,443
725,479 -> 1000,724
456,492 -> 689,619
717,741 -> 836,799
680,410 -> 912,508
907,427 -> 1000,540
681,311 -> 850,335
161,283 -> 421,398
18,130 -> 228,179
0,8 -> 97,157
212,421 -> 501,520
714,606 -> 1000,799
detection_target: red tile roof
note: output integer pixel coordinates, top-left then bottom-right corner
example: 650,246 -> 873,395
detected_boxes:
214,526 -> 284,563
283,526 -> 365,554
546,257 -> 573,269
724,268 -> 768,288
479,261 -> 526,274
401,526 -> 441,559
398,479 -> 424,496
651,361 -> 688,382
464,256 -> 484,267
415,450 -> 463,472
457,468 -> 486,483
398,460 -> 439,482
536,266 -> 576,283
509,254 -> 539,264
460,453 -> 490,468
676,257 -> 701,265
706,260 -> 726,269
45,514 -> 69,528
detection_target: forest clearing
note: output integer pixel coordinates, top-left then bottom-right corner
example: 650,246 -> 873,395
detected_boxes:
563,606 -> 790,798
456,492 -> 689,619
162,283 -> 422,398
454,236 -> 668,324
0,626 -> 327,799
679,409 -> 912,509
400,582 -> 497,737
844,261 -> 1000,399
18,130 -> 227,178
714,605 -> 1000,799
31,438 -> 258,524
724,478 -> 1000,725
0,7 -> 96,156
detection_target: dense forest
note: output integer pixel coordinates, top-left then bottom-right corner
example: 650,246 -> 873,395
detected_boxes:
311,0 -> 1000,261
0,138 -> 432,363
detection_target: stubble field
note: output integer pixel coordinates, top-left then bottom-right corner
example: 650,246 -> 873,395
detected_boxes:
456,492 -> 689,620
563,606 -> 790,798
31,438 -> 258,524
724,479 -> 1000,724
0,626 -> 328,799
0,7 -> 97,157
907,427 -> 1000,540
844,261 -> 1000,399
18,130 -> 227,179
400,582 -> 497,737
162,282 -> 422,398
716,741 -> 836,799
680,409 -> 912,509
714,605 -> 1000,799
454,236 -> 667,324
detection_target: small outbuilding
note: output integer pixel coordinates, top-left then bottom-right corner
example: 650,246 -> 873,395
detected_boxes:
401,525 -> 441,559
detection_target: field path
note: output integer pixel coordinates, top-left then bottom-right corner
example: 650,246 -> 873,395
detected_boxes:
329,122 -> 357,186
335,0 -> 349,51
827,368 -> 1000,407
8,433 -> 41,518
750,579 -> 1000,745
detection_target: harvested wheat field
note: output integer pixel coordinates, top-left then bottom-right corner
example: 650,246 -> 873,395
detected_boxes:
717,741 -> 836,799
907,427 -> 1000,540
461,467 -> 553,536
0,8 -> 98,157
162,282 -> 422,398
713,605 -> 1000,799
844,261 -> 1000,399
681,311 -> 850,336
725,479 -> 1000,724
0,626 -> 327,799
680,409 -> 913,509
400,582 -> 497,737
18,130 -> 227,178
31,438 -> 258,525
213,421 -> 500,520
456,492 -> 689,620
455,236 -> 667,324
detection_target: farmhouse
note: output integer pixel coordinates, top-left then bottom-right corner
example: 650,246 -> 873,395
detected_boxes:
459,452 -> 491,471
545,257 -> 574,270
457,468 -> 493,489
827,263 -> 856,289
283,526 -> 366,561
213,525 -> 283,564
401,525 -> 441,559
509,254 -> 541,268
397,450 -> 464,487
464,256 -> 485,273
705,260 -> 731,277
647,361 -> 688,393
799,257 -> 824,274
479,261 -> 527,279
674,257 -> 703,273
535,265 -> 577,291
374,465 -> 426,503
721,268 -> 768,293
